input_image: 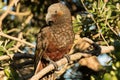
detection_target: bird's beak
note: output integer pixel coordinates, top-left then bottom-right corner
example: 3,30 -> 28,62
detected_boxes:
46,13 -> 53,25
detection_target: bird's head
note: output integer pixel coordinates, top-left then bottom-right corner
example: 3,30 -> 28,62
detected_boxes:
46,3 -> 71,25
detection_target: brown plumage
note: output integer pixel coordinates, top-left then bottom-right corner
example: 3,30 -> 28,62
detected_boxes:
34,2 -> 74,79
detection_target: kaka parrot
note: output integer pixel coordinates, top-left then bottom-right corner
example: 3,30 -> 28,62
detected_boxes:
34,2 -> 74,79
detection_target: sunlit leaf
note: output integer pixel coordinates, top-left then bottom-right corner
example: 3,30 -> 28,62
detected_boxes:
6,41 -> 15,49
4,66 -> 19,80
115,62 -> 120,68
0,46 -> 5,52
104,73 -> 112,80
117,21 -> 120,29
76,14 -> 82,23
106,8 -> 112,18
0,1 -> 3,9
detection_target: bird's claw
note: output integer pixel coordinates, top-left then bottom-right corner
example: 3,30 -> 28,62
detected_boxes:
50,60 -> 58,71
64,54 -> 71,63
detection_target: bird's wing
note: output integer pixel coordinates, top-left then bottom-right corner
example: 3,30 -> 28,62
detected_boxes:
34,27 -> 48,71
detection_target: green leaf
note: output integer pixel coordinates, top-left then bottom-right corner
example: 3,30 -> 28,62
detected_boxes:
0,51 -> 3,56
93,1 -> 97,10
99,0 -> 104,9
76,14 -> 82,23
4,67 -> 11,78
104,73 -> 112,80
4,66 -> 19,80
6,41 -> 15,49
106,8 -> 112,18
117,21 -> 120,29
0,1 -> 3,9
0,46 -> 5,52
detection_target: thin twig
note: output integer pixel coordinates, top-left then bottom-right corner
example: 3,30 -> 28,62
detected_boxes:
8,32 -> 24,53
9,11 -> 31,16
100,46 -> 114,53
106,22 -> 118,36
0,0 -> 16,29
21,14 -> 33,28
7,28 -> 20,33
0,53 -> 33,61
0,54 -> 14,61
0,31 -> 35,48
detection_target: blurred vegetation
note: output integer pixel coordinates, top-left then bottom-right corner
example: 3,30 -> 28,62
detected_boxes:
0,0 -> 120,80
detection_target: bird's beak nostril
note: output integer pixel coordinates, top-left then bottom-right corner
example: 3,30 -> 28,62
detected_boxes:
48,21 -> 54,26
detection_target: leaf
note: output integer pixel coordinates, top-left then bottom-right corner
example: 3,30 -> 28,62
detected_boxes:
4,66 -> 19,80
0,51 -> 3,56
4,67 -> 11,78
93,1 -> 97,10
115,62 -> 120,68
6,41 -> 15,49
76,14 -> 82,23
117,21 -> 120,29
99,0 -> 104,9
104,73 -> 112,80
0,1 -> 3,9
0,46 -> 5,52
106,8 -> 112,18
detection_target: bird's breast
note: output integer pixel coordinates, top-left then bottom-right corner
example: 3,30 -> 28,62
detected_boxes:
42,25 -> 74,61
49,26 -> 74,48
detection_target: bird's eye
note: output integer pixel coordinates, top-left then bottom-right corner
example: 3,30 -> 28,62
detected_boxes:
55,10 -> 57,13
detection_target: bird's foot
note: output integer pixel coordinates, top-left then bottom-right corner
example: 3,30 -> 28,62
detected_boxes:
64,54 -> 71,63
49,60 -> 58,71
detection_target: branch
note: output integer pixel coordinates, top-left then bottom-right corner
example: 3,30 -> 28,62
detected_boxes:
0,36 -> 114,61
0,70 -> 5,79
106,22 -> 118,36
21,14 -> 33,29
0,44 -> 114,79
0,36 -> 115,79
0,0 -> 16,29
9,11 -> 31,16
0,54 -> 14,61
30,53 -> 90,80
100,46 -> 114,53
30,36 -> 115,80
0,53 -> 33,61
0,31 -> 35,48
0,44 -> 114,61
79,56 -> 102,71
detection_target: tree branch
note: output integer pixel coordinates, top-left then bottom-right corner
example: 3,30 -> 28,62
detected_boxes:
0,36 -> 115,80
0,53 -> 33,61
30,53 -> 89,80
9,11 -> 31,16
0,31 -> 35,48
0,0 -> 16,29
30,43 -> 114,80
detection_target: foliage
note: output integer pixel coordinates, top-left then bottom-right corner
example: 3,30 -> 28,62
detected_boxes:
72,0 -> 120,80
0,0 -> 120,80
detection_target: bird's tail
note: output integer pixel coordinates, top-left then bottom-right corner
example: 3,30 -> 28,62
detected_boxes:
34,60 -> 44,74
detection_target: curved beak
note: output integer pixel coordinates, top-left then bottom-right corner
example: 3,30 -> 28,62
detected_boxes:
46,13 -> 53,25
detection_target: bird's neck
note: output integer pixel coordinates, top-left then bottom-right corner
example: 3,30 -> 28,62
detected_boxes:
53,17 -> 72,26
52,23 -> 72,29
50,23 -> 73,35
